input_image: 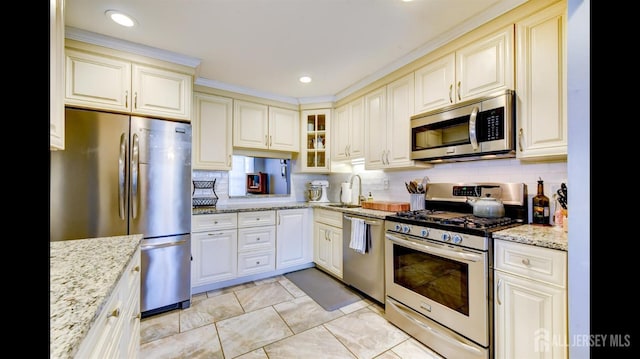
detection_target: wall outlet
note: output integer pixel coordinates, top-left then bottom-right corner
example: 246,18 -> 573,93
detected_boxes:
383,177 -> 389,189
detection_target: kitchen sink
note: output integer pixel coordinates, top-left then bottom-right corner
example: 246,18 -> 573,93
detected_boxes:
327,204 -> 362,208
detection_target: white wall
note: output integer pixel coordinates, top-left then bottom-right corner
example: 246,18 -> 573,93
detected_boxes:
567,0 -> 590,357
327,158 -> 567,224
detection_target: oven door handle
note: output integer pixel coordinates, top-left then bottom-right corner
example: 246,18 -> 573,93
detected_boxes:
386,233 -> 482,262
387,297 -> 484,356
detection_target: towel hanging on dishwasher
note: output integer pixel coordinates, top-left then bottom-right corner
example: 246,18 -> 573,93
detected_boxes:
349,218 -> 370,254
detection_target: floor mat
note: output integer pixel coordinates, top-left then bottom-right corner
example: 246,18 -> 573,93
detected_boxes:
284,267 -> 363,311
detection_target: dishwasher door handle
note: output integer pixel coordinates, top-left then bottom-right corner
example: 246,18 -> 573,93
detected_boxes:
343,215 -> 380,226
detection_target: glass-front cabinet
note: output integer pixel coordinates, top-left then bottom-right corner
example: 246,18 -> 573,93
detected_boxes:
299,109 -> 331,172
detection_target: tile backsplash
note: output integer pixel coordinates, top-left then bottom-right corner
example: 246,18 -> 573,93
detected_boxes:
194,157 -> 568,224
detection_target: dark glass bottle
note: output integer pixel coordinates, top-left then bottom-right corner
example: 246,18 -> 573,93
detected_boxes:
532,178 -> 550,224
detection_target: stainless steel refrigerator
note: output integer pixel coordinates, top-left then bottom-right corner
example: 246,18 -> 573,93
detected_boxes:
50,107 -> 192,316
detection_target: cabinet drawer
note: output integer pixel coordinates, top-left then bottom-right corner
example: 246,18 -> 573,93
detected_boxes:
314,208 -> 343,227
238,210 -> 276,227
237,249 -> 275,276
238,226 -> 275,252
494,239 -> 567,287
192,213 -> 238,232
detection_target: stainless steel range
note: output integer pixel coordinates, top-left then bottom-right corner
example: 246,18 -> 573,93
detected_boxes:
384,182 -> 527,359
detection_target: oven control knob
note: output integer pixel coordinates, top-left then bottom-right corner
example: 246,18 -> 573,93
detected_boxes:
441,232 -> 451,242
402,225 -> 411,234
420,228 -> 429,237
452,234 -> 463,244
394,224 -> 402,231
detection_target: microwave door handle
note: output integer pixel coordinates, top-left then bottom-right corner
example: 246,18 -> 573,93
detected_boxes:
468,106 -> 479,150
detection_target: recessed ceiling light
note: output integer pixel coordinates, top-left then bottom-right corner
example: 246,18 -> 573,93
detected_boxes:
299,76 -> 312,84
105,10 -> 136,27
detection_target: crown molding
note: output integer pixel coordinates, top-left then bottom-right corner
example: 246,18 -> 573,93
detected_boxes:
65,27 -> 201,69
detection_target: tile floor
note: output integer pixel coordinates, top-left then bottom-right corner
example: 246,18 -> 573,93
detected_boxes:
140,272 -> 443,359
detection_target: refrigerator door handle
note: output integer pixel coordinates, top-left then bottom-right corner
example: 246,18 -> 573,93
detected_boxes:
118,133 -> 127,220
131,133 -> 140,219
141,238 -> 188,250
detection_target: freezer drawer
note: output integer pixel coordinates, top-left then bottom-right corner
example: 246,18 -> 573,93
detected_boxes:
140,234 -> 191,314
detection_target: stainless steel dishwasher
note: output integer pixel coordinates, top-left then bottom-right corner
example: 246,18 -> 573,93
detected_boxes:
342,214 -> 385,304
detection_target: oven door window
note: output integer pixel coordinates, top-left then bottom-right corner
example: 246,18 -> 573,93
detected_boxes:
412,115 -> 470,152
392,244 -> 469,316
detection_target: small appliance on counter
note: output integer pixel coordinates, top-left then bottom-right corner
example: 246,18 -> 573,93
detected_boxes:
306,180 -> 330,202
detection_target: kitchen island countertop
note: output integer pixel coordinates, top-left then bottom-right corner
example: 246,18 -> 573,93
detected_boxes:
493,224 -> 567,251
50,234 -> 143,359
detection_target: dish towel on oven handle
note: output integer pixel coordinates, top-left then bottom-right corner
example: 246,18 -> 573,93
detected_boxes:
349,218 -> 370,254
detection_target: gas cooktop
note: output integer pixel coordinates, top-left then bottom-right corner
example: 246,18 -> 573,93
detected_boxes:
388,209 -> 517,230
385,182 -> 528,236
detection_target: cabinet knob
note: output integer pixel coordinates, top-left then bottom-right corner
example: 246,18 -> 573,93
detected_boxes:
522,258 -> 530,265
133,266 -> 140,272
109,308 -> 120,318
256,237 -> 260,241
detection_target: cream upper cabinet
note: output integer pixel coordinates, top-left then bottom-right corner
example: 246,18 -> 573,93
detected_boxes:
192,93 -> 233,170
50,0 -> 65,150
516,2 -> 567,160
65,46 -> 193,121
233,100 -> 300,152
365,73 -> 431,170
332,97 -> 364,161
300,109 -> 331,172
494,239 -> 567,359
414,25 -> 514,114
414,53 -> 456,114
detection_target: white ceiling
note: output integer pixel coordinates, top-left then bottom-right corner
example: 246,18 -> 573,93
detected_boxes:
65,0 -> 527,104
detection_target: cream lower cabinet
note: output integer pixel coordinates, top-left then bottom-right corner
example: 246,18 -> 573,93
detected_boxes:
313,208 -> 343,278
494,239 -> 567,359
276,208 -> 312,270
191,213 -> 238,286
233,100 -> 300,152
65,42 -> 193,121
75,247 -> 141,359
192,93 -> 233,170
516,2 -> 567,160
237,211 -> 276,276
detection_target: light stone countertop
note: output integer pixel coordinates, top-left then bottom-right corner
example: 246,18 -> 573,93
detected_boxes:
493,224 -> 568,251
50,234 -> 143,359
193,201 -> 396,220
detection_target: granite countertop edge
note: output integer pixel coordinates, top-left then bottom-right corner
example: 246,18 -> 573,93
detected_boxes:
50,234 -> 143,359
192,202 -> 396,220
493,224 -> 568,251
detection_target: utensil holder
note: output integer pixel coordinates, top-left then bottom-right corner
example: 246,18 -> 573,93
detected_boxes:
410,193 -> 425,211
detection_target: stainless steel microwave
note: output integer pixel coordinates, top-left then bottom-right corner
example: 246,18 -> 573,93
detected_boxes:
410,89 -> 515,163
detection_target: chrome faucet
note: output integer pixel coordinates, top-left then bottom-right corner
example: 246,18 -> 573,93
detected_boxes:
350,174 -> 365,205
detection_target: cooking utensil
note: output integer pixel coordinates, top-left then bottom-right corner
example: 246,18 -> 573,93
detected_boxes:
409,181 -> 418,194
405,182 -> 413,193
420,176 -> 430,194
556,183 -> 567,209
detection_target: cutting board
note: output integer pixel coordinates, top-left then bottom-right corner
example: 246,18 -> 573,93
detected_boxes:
361,201 -> 409,212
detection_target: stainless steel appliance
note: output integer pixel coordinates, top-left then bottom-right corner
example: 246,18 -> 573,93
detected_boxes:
342,214 -> 385,303
50,107 -> 192,316
384,182 -> 527,359
410,90 -> 515,163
